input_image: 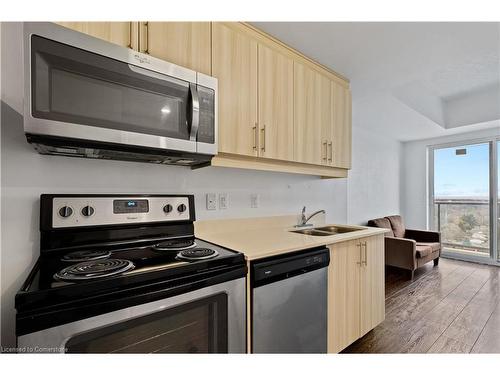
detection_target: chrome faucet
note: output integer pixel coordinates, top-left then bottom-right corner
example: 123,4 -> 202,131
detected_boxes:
296,206 -> 326,227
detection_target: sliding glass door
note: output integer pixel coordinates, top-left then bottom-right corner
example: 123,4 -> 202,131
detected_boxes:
430,139 -> 499,263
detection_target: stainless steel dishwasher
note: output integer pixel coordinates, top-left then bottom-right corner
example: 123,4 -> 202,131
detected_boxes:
251,247 -> 330,353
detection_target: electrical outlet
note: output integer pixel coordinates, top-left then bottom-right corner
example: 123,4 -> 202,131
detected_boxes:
219,193 -> 228,209
250,193 -> 260,208
206,193 -> 217,210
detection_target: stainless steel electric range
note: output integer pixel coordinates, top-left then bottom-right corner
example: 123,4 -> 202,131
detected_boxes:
15,194 -> 246,354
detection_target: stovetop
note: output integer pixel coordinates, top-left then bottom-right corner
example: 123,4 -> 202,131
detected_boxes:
17,237 -> 245,312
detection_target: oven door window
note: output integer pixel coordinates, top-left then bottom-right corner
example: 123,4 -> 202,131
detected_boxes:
65,294 -> 228,353
31,35 -> 191,141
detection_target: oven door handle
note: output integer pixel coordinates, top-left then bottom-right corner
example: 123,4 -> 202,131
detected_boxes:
189,83 -> 200,142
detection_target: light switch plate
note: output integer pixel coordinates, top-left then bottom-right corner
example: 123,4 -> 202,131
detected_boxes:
206,193 -> 217,210
219,193 -> 228,209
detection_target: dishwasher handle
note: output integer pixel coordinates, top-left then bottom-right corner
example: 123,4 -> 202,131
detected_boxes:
251,247 -> 330,288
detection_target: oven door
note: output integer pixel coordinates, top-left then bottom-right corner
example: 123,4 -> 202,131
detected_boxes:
24,23 -> 204,154
17,278 -> 246,353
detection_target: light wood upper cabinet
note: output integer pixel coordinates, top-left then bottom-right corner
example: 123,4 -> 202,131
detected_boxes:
56,22 -> 138,50
331,82 -> 352,169
212,23 -> 258,156
258,43 -> 294,161
294,61 -> 330,165
360,235 -> 385,336
328,240 -> 361,354
140,22 -> 211,75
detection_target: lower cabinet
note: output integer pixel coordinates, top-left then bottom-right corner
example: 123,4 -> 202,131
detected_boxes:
327,235 -> 385,353
360,235 -> 386,336
327,239 -> 361,353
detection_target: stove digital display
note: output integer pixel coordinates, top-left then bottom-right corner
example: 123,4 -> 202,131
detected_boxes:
113,199 -> 149,214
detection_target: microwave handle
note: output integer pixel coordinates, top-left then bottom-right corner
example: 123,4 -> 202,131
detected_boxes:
189,83 -> 200,142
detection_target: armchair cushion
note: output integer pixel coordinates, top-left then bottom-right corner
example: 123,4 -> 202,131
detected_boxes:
367,217 -> 394,237
416,242 -> 440,252
386,215 -> 406,238
416,243 -> 440,258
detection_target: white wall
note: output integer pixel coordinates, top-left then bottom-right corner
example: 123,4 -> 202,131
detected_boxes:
0,22 -> 402,348
402,127 -> 500,230
347,125 -> 402,224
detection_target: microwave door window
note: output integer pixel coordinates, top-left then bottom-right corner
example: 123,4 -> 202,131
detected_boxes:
31,35 -> 190,141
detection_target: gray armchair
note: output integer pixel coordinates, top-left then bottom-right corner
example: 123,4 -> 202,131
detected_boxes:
367,215 -> 441,280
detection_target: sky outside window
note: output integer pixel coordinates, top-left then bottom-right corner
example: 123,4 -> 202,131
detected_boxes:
434,143 -> 490,199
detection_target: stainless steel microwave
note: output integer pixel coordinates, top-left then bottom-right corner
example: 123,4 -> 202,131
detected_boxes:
23,23 -> 217,167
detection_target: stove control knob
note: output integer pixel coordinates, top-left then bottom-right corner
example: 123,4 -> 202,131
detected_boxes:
81,205 -> 95,217
177,203 -> 187,213
163,204 -> 173,214
58,206 -> 73,218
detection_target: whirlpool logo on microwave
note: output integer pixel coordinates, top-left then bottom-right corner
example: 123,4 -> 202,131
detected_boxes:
133,54 -> 151,65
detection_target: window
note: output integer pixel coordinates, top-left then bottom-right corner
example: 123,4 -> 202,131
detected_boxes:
429,139 -> 499,263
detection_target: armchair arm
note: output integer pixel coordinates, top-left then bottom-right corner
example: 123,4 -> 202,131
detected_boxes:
385,237 -> 417,271
405,229 -> 441,243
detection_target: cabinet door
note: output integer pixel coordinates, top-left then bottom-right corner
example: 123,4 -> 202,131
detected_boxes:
258,43 -> 294,161
212,23 -> 258,156
328,240 -> 361,353
331,81 -> 352,169
141,22 -> 211,75
294,61 -> 330,165
56,22 -> 138,50
360,235 -> 385,336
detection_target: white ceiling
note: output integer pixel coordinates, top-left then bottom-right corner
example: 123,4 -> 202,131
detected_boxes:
251,22 -> 500,141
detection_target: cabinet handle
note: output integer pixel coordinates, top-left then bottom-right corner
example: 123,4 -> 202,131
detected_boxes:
322,141 -> 328,161
356,242 -> 362,265
328,141 -> 333,162
128,22 -> 133,49
260,125 -> 266,152
143,22 -> 149,54
252,123 -> 258,151
362,241 -> 368,266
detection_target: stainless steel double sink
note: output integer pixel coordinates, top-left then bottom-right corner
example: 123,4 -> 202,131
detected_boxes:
291,225 -> 363,236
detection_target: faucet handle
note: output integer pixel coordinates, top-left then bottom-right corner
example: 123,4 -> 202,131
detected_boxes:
301,206 -> 306,214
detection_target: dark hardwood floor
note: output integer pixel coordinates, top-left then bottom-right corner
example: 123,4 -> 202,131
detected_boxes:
342,258 -> 500,353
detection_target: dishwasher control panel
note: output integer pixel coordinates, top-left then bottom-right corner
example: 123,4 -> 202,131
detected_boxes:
251,247 -> 330,287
